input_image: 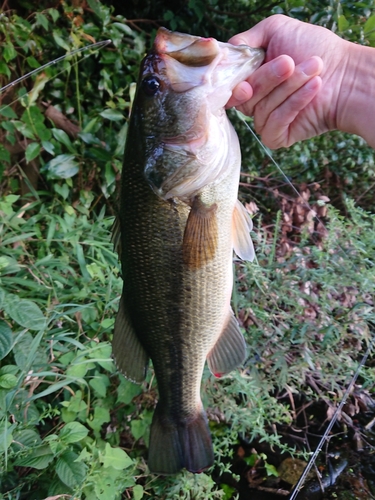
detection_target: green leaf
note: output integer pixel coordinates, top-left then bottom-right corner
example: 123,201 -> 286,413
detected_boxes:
87,406 -> 110,432
102,443 -> 133,470
52,128 -> 76,152
15,444 -> 54,469
99,109 -> 124,121
0,145 -> 10,163
0,373 -> 18,389
56,451 -> 87,487
42,140 -> 55,155
0,61 -> 11,77
49,8 -> 60,22
3,43 -> 17,62
117,376 -> 142,405
5,299 -> 46,330
0,105 -> 17,118
338,15 -> 349,32
89,373 -> 109,397
44,154 -> 79,179
12,429 -> 41,450
25,142 -> 41,163
53,32 -> 71,51
26,56 -> 40,69
0,321 -> 12,360
59,422 -> 89,444
364,14 -> 375,36
130,419 -> 148,441
35,12 -> 49,30
0,420 -> 14,452
133,484 -> 144,500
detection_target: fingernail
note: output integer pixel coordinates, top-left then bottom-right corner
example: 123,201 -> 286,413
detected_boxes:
272,57 -> 291,78
300,58 -> 320,76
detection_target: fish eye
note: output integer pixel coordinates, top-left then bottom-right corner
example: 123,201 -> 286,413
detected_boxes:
141,75 -> 161,96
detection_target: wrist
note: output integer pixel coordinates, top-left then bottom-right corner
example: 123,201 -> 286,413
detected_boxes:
336,42 -> 375,147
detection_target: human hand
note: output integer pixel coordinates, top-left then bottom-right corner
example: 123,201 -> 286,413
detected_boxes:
227,15 -> 352,149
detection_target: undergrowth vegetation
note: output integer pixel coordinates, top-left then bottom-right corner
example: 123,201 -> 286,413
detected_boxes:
0,0 -> 375,499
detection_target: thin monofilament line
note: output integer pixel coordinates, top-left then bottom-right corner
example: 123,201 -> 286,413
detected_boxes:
235,109 -> 329,235
0,39 -> 112,94
289,337 -> 374,499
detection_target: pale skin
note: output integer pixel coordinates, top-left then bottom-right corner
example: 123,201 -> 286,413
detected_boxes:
227,14 -> 375,149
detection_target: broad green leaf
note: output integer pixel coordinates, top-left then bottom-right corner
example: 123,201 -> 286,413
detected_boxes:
13,332 -> 47,369
12,429 -> 41,449
133,484 -> 144,500
87,406 -> 110,432
0,420 -> 14,452
35,12 -> 49,30
102,443 -> 133,470
56,451 -> 87,487
0,105 -> 17,118
0,61 -> 11,77
0,320 -> 12,360
89,373 -> 109,397
49,8 -> 60,22
3,42 -> 17,62
0,145 -> 10,163
15,444 -> 54,469
338,15 -> 349,32
44,154 -> 79,179
99,109 -> 124,121
94,474 -> 116,500
59,422 -> 89,444
5,299 -> 46,330
26,56 -> 40,68
42,140 -> 55,155
0,373 -> 17,389
364,14 -> 375,36
52,128 -> 76,152
130,419 -> 148,441
53,32 -> 71,50
117,376 -> 142,405
25,142 -> 41,163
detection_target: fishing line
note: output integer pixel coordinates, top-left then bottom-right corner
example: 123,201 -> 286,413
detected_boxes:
0,39 -> 112,94
235,108 -> 328,237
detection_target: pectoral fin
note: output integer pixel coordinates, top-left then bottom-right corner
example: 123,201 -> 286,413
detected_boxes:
112,294 -> 149,383
232,199 -> 255,262
207,310 -> 247,377
183,196 -> 218,269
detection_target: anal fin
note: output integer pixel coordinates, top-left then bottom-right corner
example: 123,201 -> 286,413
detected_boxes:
112,294 -> 149,383
232,199 -> 255,262
207,310 -> 246,377
183,196 -> 218,269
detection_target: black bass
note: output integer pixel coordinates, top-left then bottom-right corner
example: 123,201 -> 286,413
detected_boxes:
112,28 -> 264,474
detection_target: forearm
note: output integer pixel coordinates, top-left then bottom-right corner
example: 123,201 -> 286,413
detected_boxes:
337,42 -> 375,148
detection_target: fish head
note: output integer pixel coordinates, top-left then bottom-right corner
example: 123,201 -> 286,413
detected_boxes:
133,28 -> 264,198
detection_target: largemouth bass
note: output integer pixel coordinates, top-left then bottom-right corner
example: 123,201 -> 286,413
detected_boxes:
112,28 -> 264,474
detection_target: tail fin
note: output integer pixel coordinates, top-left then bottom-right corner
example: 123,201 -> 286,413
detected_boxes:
147,405 -> 214,474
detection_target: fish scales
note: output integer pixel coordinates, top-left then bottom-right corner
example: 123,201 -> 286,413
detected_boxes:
112,28 -> 264,474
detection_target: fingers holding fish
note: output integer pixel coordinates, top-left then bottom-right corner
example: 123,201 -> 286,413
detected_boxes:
226,55 -> 295,112
253,57 -> 323,148
254,74 -> 322,149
